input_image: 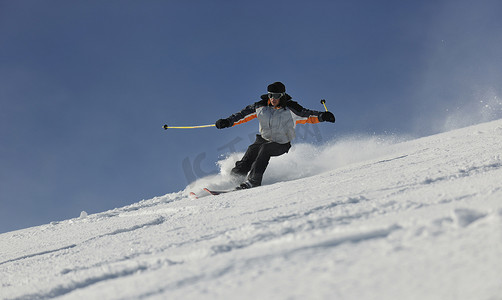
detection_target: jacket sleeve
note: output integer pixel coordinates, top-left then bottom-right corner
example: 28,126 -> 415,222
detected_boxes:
227,100 -> 266,127
286,100 -> 323,124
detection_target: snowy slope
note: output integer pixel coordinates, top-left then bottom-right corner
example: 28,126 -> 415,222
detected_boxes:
1,119 -> 502,300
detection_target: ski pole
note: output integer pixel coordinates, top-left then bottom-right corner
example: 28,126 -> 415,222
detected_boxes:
320,99 -> 329,111
163,124 -> 215,130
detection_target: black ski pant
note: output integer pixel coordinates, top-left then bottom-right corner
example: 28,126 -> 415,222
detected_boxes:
231,135 -> 291,186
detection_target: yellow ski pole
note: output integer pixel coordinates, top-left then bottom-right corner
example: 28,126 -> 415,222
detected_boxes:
163,124 -> 216,130
320,99 -> 329,111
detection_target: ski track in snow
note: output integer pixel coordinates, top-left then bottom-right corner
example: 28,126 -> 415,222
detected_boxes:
1,120 -> 502,299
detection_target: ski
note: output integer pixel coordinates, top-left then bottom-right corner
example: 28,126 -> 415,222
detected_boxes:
203,188 -> 237,196
189,192 -> 198,199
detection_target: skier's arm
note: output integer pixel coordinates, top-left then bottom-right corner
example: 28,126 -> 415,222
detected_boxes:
224,99 -> 268,127
287,100 -> 335,124
287,101 -> 319,124
216,100 -> 265,129
227,103 -> 258,126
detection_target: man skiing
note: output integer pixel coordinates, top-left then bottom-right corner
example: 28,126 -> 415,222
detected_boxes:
215,82 -> 335,190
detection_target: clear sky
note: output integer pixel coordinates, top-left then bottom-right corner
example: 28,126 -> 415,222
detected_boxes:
1,0 -> 502,234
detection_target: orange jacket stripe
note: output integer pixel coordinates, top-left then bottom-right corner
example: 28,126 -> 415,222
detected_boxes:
295,116 -> 321,125
232,113 -> 257,126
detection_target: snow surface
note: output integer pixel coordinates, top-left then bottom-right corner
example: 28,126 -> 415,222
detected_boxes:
1,119 -> 502,300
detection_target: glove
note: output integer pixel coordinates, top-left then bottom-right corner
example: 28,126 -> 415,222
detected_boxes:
320,112 -> 335,123
215,118 -> 231,129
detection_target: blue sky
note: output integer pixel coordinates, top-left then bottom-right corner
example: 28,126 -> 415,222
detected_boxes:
1,0 -> 502,233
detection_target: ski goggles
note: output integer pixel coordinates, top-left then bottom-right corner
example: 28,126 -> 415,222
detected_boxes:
268,92 -> 284,99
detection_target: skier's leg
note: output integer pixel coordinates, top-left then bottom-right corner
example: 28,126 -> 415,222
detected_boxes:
247,141 -> 291,186
231,135 -> 266,177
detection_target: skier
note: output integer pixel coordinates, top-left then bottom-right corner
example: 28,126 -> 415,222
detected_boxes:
215,81 -> 335,190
